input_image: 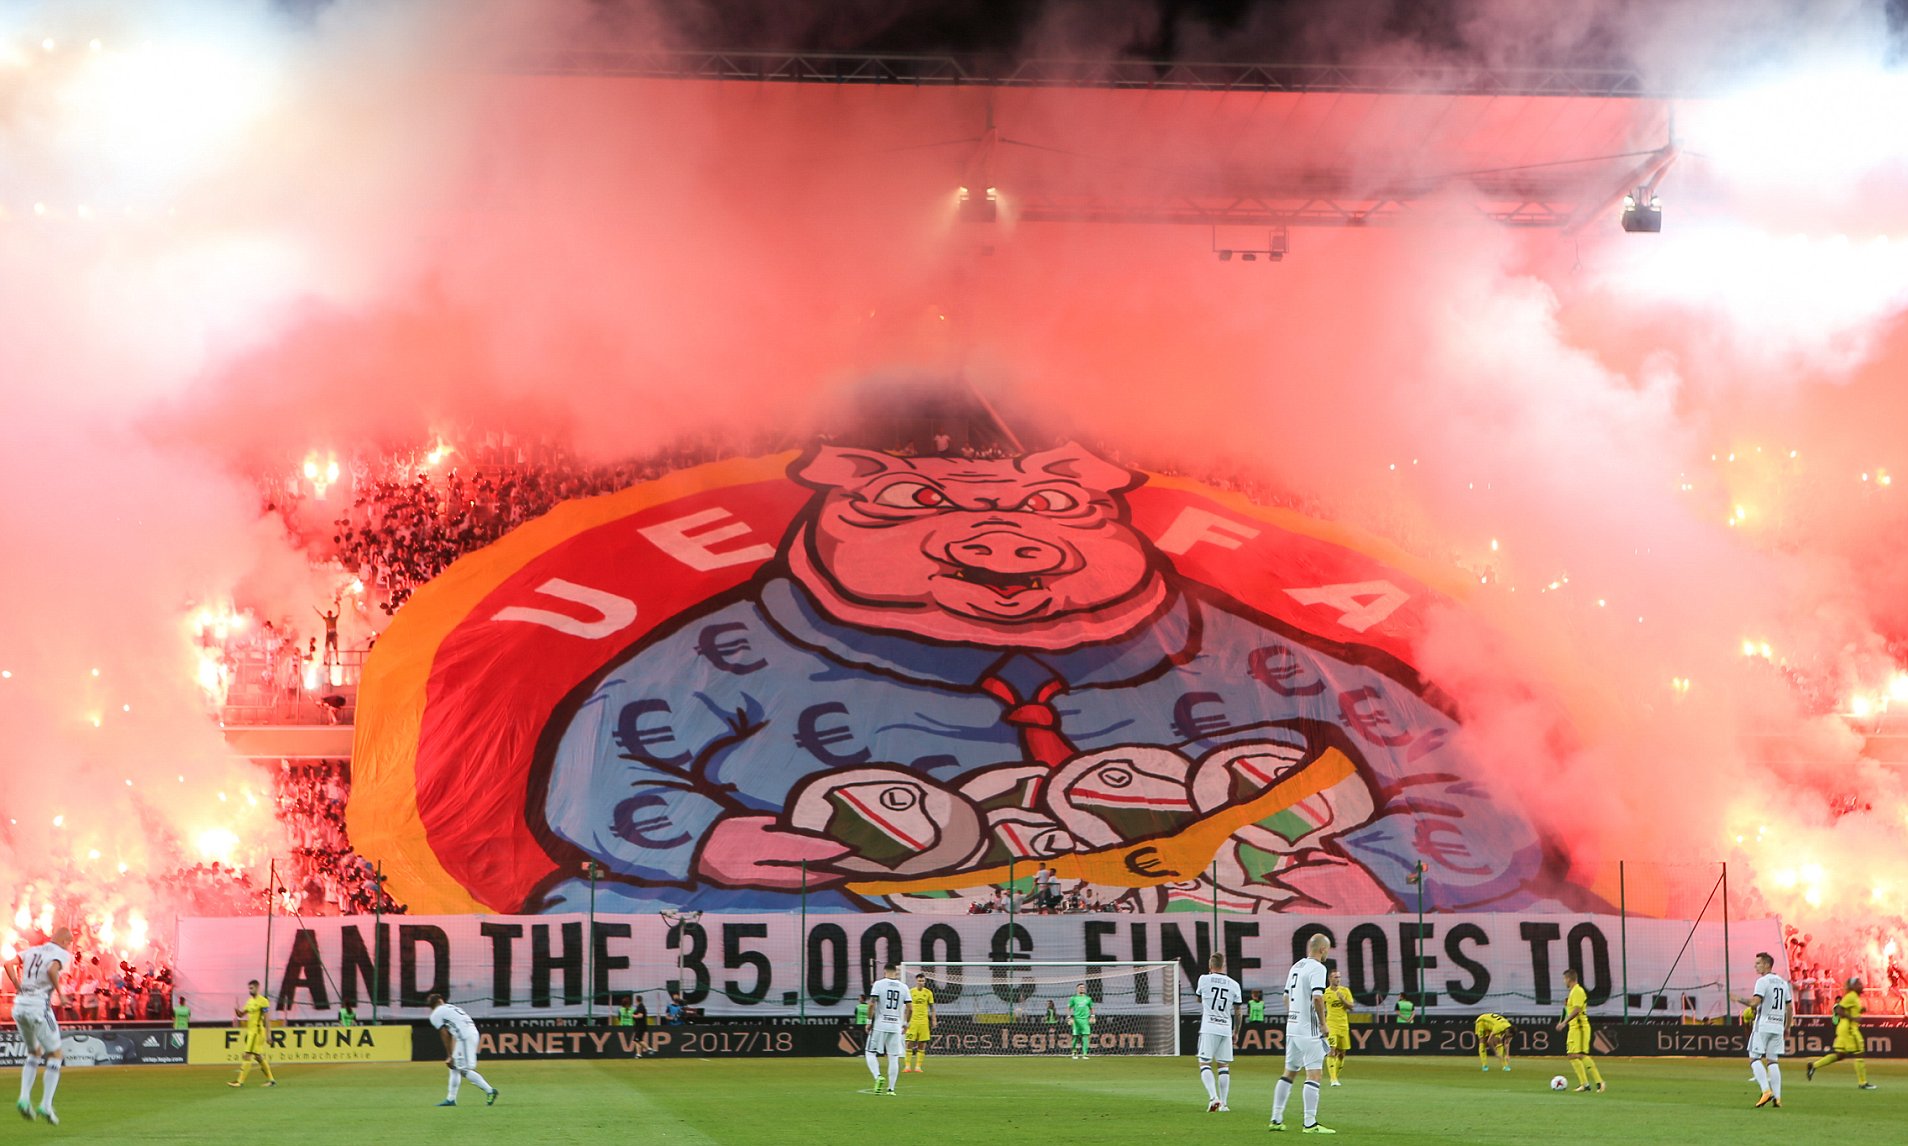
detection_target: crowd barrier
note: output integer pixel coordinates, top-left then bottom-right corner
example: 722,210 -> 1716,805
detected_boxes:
411,1015 -> 1908,1061
184,1024 -> 411,1064
1219,1016 -> 1908,1059
0,1026 -> 187,1068
9,1015 -> 1906,1066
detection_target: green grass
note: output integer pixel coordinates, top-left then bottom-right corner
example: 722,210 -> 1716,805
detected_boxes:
14,1055 -> 1905,1144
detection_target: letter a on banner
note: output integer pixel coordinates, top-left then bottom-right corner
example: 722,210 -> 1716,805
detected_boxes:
1283,580 -> 1409,633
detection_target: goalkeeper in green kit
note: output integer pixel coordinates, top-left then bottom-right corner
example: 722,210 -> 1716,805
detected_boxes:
1067,983 -> 1095,1060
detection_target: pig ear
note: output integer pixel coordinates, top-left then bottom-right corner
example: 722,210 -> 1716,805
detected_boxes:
792,446 -> 912,490
1020,441 -> 1139,493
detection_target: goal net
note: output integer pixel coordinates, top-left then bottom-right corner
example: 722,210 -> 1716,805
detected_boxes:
897,961 -> 1180,1056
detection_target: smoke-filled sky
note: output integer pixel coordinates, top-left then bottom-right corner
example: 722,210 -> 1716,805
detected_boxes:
3,0 -> 1907,964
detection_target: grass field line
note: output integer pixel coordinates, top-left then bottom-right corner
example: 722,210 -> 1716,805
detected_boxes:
11,1055 -> 1902,1145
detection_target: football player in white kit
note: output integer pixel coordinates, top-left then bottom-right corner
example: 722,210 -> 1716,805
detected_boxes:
1736,952 -> 1793,1109
1270,933 -> 1334,1135
427,993 -> 499,1107
864,964 -> 913,1096
1195,953 -> 1244,1112
6,926 -> 72,1126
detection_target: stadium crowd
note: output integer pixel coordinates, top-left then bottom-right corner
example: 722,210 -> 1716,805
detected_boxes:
54,953 -> 173,1024
1787,925 -> 1908,1016
308,431 -> 786,616
272,760 -> 405,918
965,868 -> 1129,914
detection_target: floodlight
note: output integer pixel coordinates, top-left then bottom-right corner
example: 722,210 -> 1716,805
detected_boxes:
1621,189 -> 1662,233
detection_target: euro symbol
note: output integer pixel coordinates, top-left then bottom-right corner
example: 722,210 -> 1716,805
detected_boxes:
614,699 -> 691,766
1405,728 -> 1451,762
1248,644 -> 1325,697
695,622 -> 766,675
1414,819 -> 1491,876
1124,846 -> 1178,879
611,794 -> 693,850
793,702 -> 870,765
1170,692 -> 1231,742
1337,686 -> 1413,748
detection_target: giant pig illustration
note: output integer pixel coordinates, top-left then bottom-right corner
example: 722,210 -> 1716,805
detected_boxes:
528,444 -> 1556,914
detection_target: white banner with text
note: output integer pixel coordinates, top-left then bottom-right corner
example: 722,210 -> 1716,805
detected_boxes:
174,912 -> 1781,1021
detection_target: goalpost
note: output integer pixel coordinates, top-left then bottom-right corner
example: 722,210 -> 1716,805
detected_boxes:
897,961 -> 1181,1056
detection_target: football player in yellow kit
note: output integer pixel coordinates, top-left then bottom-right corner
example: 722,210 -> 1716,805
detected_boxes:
1554,968 -> 1605,1093
904,974 -> 936,1072
227,980 -> 278,1088
1322,969 -> 1355,1085
1808,976 -> 1878,1089
1474,1012 -> 1513,1071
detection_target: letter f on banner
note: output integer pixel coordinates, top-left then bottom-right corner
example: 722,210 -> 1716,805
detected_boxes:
1155,508 -> 1261,555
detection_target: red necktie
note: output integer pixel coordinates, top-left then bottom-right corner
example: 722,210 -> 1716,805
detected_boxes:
979,675 -> 1076,770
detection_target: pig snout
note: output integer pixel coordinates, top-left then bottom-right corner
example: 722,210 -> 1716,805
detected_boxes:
944,531 -> 1067,575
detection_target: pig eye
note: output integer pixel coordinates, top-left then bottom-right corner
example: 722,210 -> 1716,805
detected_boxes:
1016,488 -> 1080,513
871,481 -> 949,508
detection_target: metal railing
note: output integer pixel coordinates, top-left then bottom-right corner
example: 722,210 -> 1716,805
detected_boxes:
215,650 -> 364,726
504,50 -> 1675,98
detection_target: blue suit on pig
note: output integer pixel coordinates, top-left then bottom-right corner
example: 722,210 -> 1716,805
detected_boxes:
529,445 -> 1558,916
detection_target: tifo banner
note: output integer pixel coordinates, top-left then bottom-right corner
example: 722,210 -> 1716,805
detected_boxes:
173,911 -> 1779,1021
351,447 -> 1616,918
184,1025 -> 411,1065
0,1026 -> 187,1068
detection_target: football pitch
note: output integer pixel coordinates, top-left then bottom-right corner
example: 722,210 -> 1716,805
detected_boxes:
16,1055 -> 1904,1144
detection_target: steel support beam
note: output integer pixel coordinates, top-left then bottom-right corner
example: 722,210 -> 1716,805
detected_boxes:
508,50 -> 1673,99
1009,191 -> 1579,228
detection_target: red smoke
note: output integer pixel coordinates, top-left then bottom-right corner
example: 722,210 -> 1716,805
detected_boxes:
2,1 -> 1905,974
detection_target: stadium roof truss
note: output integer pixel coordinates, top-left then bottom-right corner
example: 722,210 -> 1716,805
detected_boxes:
511,50 -> 1679,232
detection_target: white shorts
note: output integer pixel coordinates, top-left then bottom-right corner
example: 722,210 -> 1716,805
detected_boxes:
13,1004 -> 60,1056
1284,1032 -> 1326,1073
866,1028 -> 904,1056
1197,1032 -> 1235,1063
1748,1030 -> 1784,1060
450,1036 -> 478,1071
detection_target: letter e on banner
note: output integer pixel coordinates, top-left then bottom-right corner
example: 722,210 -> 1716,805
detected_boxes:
639,508 -> 776,571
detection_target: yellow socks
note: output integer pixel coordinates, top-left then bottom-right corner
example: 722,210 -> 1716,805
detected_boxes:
1855,1059 -> 1869,1085
1326,1058 -> 1339,1082
235,1061 -> 253,1085
1571,1059 -> 1588,1086
261,1061 -> 275,1082
1585,1060 -> 1604,1086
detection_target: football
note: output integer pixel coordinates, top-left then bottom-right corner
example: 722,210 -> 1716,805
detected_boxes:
1550,1075 -> 1569,1091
